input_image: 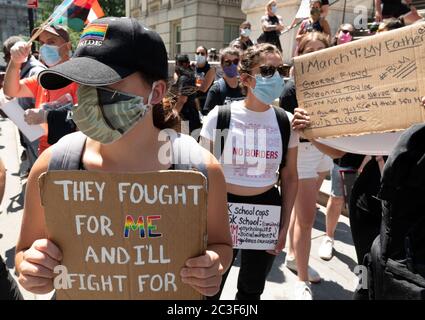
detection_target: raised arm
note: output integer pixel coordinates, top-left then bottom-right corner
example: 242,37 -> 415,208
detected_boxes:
375,0 -> 383,22
3,42 -> 34,98
321,19 -> 332,37
321,4 -> 329,17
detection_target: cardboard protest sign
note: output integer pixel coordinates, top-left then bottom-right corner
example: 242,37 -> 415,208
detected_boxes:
228,203 -> 280,250
294,22 -> 425,139
39,170 -> 208,300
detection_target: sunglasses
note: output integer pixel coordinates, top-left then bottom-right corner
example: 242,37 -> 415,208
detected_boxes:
195,52 -> 207,56
257,65 -> 286,78
223,59 -> 239,67
341,30 -> 353,35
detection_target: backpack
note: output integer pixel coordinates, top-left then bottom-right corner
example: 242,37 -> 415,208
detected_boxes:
213,104 -> 291,172
48,131 -> 209,180
217,78 -> 227,104
366,124 -> 425,300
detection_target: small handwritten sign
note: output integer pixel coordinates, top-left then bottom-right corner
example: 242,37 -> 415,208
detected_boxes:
228,203 -> 280,250
294,22 -> 425,139
39,171 -> 207,300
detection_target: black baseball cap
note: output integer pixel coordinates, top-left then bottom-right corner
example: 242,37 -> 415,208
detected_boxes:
175,54 -> 190,64
39,17 -> 169,90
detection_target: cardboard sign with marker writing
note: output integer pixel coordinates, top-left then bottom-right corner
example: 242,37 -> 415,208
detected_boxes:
39,171 -> 207,300
294,22 -> 425,139
228,203 -> 280,250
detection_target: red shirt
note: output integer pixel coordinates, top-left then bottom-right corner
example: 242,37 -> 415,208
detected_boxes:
22,75 -> 78,155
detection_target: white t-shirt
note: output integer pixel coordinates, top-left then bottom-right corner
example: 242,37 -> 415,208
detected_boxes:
200,100 -> 299,187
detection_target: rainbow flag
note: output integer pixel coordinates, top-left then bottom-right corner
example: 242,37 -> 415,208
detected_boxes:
54,0 -> 102,32
80,23 -> 108,42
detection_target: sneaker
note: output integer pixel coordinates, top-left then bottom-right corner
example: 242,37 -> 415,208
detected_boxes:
295,281 -> 313,300
318,236 -> 334,261
285,255 -> 321,283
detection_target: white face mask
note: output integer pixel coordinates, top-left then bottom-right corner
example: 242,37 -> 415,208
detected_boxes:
241,28 -> 251,37
196,54 -> 206,65
271,5 -> 277,14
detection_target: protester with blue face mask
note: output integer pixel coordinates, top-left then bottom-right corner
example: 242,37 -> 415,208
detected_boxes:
203,47 -> 245,116
3,24 -> 77,156
230,21 -> 254,52
257,0 -> 285,52
200,43 -> 299,300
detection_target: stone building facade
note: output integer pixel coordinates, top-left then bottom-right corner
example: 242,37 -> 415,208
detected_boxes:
125,0 -> 246,59
241,0 -> 377,63
0,0 -> 29,46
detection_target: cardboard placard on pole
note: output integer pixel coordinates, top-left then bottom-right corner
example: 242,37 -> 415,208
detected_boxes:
39,170 -> 208,300
294,22 -> 425,139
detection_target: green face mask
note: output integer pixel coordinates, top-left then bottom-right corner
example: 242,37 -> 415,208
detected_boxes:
72,84 -> 154,144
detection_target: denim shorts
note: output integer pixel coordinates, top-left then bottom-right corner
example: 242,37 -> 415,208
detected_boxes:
330,163 -> 357,198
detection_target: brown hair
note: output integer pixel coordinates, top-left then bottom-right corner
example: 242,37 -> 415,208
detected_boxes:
141,72 -> 180,131
238,43 -> 283,94
297,31 -> 330,55
220,47 -> 241,65
240,21 -> 251,29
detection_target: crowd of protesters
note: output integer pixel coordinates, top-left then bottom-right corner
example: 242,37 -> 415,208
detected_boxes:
0,0 -> 424,301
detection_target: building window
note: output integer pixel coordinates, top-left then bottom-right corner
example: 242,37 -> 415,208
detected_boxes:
224,21 -> 240,47
171,21 -> 182,58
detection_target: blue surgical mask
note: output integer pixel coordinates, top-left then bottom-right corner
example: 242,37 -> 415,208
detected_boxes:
251,71 -> 284,105
196,54 -> 206,65
40,44 -> 61,67
241,28 -> 251,37
271,5 -> 277,14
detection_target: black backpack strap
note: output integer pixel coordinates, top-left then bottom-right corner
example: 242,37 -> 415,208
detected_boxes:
272,106 -> 291,171
218,78 -> 227,104
214,104 -> 231,160
48,131 -> 87,171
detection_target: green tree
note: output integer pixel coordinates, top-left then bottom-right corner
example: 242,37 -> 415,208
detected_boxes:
99,0 -> 125,17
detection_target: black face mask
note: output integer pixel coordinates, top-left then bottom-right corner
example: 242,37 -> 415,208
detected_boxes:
311,7 -> 321,17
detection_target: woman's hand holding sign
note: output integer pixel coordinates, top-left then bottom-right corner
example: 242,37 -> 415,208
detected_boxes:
180,250 -> 224,297
267,230 -> 287,256
292,108 -> 311,131
18,239 -> 62,294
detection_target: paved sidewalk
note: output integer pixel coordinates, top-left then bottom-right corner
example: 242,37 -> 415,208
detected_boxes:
0,117 -> 52,300
221,209 -> 357,300
0,117 -> 358,300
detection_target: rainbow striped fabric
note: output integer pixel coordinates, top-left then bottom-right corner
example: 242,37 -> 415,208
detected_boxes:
80,23 -> 108,41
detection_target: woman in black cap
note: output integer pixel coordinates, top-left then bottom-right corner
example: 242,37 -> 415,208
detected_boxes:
14,17 -> 233,298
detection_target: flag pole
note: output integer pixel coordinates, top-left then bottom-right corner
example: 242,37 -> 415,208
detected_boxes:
27,0 -> 74,44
